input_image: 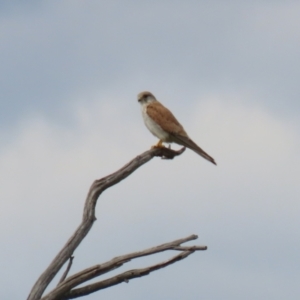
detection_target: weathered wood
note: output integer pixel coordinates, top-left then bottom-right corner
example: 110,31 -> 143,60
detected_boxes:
61,250 -> 197,299
42,234 -> 206,300
27,147 -> 186,300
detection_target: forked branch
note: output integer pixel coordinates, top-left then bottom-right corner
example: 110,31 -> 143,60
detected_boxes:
42,234 -> 206,300
62,250 -> 198,299
27,147 -> 186,300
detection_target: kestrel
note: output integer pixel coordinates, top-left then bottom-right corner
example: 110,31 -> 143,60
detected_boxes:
138,91 -> 216,165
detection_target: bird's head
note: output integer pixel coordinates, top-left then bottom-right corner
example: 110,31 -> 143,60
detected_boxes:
137,91 -> 157,104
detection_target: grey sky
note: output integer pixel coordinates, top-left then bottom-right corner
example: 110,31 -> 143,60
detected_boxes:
0,1 -> 299,299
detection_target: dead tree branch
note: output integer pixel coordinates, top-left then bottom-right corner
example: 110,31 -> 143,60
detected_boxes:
27,147 -> 186,300
41,234 -> 206,300
61,250 -> 197,299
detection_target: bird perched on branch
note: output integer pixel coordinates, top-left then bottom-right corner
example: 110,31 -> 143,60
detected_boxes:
138,91 -> 216,165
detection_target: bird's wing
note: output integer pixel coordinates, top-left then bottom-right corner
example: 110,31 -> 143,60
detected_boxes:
171,133 -> 217,165
147,101 -> 216,165
146,101 -> 187,135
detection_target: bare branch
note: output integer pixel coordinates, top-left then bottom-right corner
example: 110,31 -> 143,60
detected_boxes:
62,250 -> 195,299
57,256 -> 74,286
42,234 -> 203,300
27,147 -> 185,300
172,246 -> 207,251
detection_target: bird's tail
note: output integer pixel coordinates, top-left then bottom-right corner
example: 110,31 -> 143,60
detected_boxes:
172,134 -> 217,165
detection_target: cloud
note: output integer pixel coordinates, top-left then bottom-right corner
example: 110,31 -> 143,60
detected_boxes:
1,1 -> 300,128
0,90 -> 299,299
1,2 -> 300,299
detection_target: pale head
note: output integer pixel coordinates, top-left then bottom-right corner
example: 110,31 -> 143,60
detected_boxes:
137,91 -> 157,104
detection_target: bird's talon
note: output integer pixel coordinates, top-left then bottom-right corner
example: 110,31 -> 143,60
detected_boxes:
151,144 -> 165,149
151,139 -> 165,149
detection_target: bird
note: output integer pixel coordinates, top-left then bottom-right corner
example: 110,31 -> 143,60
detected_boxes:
137,91 -> 216,165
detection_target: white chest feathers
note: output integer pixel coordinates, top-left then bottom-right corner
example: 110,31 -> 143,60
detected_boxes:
141,105 -> 170,141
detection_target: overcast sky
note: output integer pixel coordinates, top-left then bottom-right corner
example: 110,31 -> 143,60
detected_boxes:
1,1 -> 300,299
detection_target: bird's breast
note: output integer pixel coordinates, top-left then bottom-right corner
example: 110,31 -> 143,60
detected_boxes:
141,105 -> 171,141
